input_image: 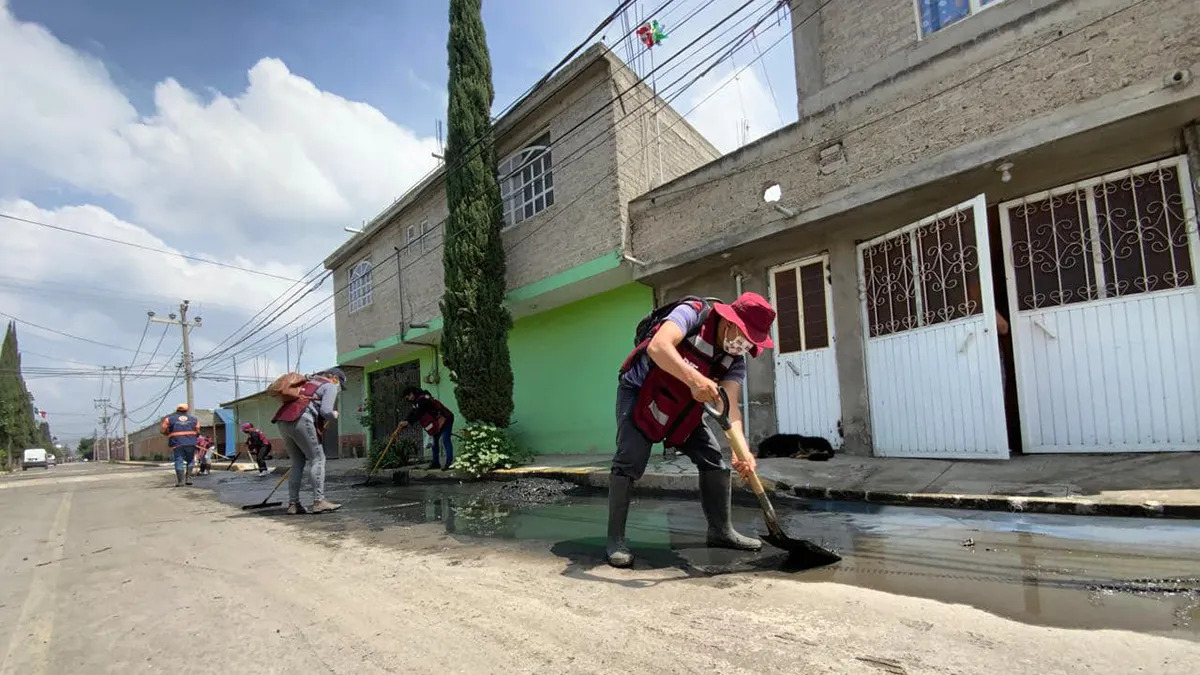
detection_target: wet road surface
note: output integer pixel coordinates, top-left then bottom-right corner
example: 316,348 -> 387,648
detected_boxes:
209,471 -> 1200,639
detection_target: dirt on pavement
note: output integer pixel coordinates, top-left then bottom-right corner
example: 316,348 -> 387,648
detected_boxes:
1,465 -> 1197,674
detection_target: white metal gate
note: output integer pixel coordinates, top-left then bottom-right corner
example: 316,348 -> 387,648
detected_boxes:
769,255 -> 841,446
858,194 -> 1009,458
999,156 -> 1200,453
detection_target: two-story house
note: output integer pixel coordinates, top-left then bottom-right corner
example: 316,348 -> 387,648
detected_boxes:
627,0 -> 1200,460
323,43 -> 718,456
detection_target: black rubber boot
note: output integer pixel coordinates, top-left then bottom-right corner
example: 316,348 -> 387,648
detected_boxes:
184,466 -> 193,486
174,470 -> 184,487
606,473 -> 634,568
698,470 -> 762,551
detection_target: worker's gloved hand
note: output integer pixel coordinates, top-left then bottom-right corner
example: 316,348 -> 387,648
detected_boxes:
731,452 -> 756,479
688,377 -> 719,404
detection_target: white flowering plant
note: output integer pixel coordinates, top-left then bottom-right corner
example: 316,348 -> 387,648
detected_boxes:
454,423 -> 532,479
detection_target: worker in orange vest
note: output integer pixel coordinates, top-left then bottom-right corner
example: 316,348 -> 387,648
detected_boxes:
159,403 -> 199,487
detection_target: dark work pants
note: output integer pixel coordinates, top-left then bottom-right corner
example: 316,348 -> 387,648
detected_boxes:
611,381 -> 727,480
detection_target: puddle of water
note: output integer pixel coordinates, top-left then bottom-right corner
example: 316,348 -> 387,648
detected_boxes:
210,475 -> 1200,638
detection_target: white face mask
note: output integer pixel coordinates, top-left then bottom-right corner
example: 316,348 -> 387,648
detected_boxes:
723,334 -> 753,356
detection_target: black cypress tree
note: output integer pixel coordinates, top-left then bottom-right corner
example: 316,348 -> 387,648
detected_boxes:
0,322 -> 37,467
440,0 -> 514,427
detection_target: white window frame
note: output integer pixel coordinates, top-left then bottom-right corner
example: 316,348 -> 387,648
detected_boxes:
498,131 -> 554,229
419,219 -> 437,253
913,0 -> 1007,39
348,259 -> 373,313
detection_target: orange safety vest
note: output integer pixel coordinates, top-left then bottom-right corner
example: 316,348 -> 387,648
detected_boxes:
160,413 -> 199,448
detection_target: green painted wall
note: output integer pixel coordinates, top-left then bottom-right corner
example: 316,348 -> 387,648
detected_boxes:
358,282 -> 652,455
507,283 -> 652,454
363,347 -> 462,448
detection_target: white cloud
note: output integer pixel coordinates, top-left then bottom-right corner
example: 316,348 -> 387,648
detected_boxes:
0,1 -> 439,443
684,65 -> 782,155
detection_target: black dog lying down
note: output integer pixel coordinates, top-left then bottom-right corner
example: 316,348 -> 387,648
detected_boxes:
755,433 -> 836,461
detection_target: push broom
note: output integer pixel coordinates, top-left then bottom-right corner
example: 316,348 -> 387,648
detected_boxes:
242,468 -> 290,511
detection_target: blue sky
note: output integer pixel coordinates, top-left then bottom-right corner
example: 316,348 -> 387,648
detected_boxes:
0,0 -> 798,444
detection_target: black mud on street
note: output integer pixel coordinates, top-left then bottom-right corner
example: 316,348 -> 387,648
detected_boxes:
204,470 -> 1200,638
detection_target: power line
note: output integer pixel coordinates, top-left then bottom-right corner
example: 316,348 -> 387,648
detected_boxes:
194,2 -> 682,366
0,311 -> 140,353
198,1 -> 784,372
0,274 -> 254,311
0,212 -> 304,282
126,319 -> 151,369
133,326 -> 171,378
204,1 -> 795,367
750,29 -> 785,126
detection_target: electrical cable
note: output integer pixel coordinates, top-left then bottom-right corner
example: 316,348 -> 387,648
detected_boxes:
0,212 -> 303,282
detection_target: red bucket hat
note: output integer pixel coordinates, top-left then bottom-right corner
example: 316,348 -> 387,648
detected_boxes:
713,291 -> 776,356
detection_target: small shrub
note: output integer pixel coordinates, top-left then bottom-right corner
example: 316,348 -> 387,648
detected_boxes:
453,424 -> 532,479
364,437 -> 418,473
152,453 -> 165,462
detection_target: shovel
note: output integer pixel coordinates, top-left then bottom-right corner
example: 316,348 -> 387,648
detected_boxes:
702,386 -> 841,567
242,468 -> 290,510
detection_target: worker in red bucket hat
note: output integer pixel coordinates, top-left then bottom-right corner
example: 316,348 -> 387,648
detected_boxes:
609,291 -> 777,568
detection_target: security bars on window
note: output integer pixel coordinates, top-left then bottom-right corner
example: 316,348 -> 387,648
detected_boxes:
1002,158 -> 1195,312
348,259 -> 373,313
499,132 -> 555,229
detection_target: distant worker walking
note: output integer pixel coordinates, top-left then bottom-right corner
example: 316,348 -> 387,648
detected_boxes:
270,369 -> 346,515
242,422 -> 273,476
396,386 -> 455,470
160,403 -> 199,487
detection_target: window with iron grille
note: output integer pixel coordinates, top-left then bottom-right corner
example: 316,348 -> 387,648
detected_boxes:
499,132 -> 554,229
348,259 -> 373,313
861,206 -> 983,338
1003,159 -> 1195,312
915,0 -> 1005,37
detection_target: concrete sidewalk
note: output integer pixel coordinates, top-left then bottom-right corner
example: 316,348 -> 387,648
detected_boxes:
211,451 -> 1200,518
482,451 -> 1200,519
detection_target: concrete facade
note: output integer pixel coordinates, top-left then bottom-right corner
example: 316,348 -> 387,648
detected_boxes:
628,0 -> 1200,454
325,43 -> 718,361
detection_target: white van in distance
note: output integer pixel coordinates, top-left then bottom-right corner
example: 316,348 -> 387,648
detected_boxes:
22,448 -> 49,470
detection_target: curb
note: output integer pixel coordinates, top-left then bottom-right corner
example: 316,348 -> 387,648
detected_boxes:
114,461 -> 170,467
417,465 -> 1200,520
784,485 -> 1200,519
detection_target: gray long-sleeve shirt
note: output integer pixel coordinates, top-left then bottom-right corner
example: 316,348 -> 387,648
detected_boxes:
306,381 -> 339,421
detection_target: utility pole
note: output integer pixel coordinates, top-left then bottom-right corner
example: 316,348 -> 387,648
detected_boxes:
94,398 -> 111,461
118,367 -> 129,461
101,367 -> 131,461
233,356 -> 240,399
149,301 -> 201,412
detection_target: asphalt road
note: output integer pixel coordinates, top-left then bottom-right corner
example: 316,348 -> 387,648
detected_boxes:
1,463 -> 1198,674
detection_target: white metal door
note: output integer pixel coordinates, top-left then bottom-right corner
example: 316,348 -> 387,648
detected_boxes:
858,194 -> 1009,458
769,255 -> 841,446
999,156 -> 1200,453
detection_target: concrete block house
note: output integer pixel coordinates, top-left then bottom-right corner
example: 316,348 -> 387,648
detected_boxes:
627,0 -> 1200,459
324,44 -> 719,456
